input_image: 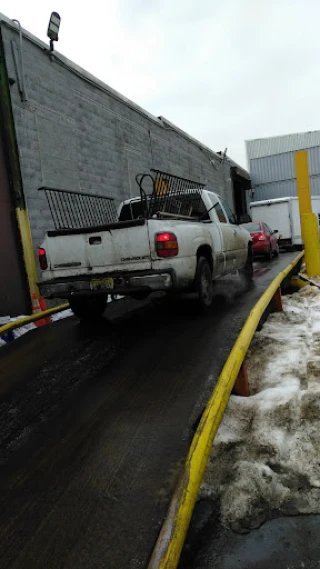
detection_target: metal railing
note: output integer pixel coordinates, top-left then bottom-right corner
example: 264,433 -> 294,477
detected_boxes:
135,170 -> 206,219
39,187 -> 117,230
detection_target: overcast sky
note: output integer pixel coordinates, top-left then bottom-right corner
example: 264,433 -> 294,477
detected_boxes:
1,0 -> 319,167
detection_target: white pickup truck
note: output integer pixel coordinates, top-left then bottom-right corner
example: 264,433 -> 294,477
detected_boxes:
38,189 -> 252,319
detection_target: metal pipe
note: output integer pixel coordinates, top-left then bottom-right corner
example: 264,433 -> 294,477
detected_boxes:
0,303 -> 70,338
12,19 -> 27,102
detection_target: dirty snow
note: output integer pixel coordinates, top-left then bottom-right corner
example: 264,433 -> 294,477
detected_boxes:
50,308 -> 73,322
201,285 -> 320,533
0,309 -> 73,348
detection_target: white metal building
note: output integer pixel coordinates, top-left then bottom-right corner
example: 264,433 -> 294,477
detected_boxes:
246,130 -> 320,201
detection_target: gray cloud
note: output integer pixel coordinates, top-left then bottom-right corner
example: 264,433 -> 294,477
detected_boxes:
2,0 -> 320,167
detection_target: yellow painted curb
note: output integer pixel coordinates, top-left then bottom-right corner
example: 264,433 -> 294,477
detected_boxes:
148,251 -> 304,569
0,303 -> 70,338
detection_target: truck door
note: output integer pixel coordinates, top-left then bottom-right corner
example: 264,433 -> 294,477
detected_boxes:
219,198 -> 247,268
211,199 -> 240,272
204,193 -> 226,275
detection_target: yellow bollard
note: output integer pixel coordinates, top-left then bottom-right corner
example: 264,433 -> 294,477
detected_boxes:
295,151 -> 320,277
300,212 -> 320,276
16,208 -> 40,299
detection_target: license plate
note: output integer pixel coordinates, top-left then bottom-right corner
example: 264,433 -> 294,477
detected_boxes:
90,277 -> 114,291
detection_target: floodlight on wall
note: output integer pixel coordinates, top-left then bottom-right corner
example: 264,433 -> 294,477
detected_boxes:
47,12 -> 61,51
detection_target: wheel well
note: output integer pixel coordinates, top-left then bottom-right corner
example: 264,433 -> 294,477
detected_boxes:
197,245 -> 213,272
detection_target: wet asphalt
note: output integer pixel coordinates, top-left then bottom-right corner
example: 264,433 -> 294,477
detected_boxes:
0,252 -> 301,569
186,508 -> 320,569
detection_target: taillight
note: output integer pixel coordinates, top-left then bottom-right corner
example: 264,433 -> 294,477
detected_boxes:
155,232 -> 179,257
258,233 -> 266,241
39,247 -> 48,270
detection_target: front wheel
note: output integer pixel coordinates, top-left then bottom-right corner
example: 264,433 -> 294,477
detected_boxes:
69,295 -> 107,321
196,257 -> 213,309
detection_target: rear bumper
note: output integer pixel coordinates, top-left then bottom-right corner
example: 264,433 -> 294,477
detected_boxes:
39,271 -> 173,299
252,241 -> 270,255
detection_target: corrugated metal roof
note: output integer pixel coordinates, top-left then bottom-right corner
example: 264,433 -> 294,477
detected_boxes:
308,146 -> 320,176
252,175 -> 320,201
250,153 -> 295,185
246,130 -> 320,159
250,148 -> 320,186
253,180 -> 298,201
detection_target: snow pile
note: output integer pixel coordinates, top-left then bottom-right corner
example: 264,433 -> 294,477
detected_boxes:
201,285 -> 320,533
9,317 -> 37,340
0,308 -> 73,348
50,308 -> 73,321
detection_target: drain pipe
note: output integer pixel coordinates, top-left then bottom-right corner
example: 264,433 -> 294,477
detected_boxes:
12,19 -> 27,102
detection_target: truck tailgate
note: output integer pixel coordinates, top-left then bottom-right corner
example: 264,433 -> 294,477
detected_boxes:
45,220 -> 152,277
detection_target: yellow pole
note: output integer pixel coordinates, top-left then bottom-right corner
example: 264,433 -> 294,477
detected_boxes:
295,151 -> 320,276
15,208 -> 40,299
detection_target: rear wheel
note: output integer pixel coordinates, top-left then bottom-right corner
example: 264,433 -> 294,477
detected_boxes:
196,257 -> 213,309
69,296 -> 107,321
130,292 -> 150,301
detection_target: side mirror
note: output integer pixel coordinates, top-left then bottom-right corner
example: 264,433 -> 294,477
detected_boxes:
273,229 -> 279,234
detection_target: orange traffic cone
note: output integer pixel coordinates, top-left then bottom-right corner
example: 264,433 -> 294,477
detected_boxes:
39,296 -> 51,325
32,293 -> 46,327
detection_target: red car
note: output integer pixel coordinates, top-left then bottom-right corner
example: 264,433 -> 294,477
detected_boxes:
241,222 -> 279,259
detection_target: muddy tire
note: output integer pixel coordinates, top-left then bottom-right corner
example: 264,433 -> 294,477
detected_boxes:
130,292 -> 150,301
196,257 -> 213,309
69,296 -> 107,321
239,248 -> 253,287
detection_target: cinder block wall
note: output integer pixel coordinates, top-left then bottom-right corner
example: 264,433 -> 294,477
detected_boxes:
1,22 -> 233,269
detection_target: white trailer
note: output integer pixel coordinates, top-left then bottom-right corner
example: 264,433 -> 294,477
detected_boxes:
249,197 -> 320,248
